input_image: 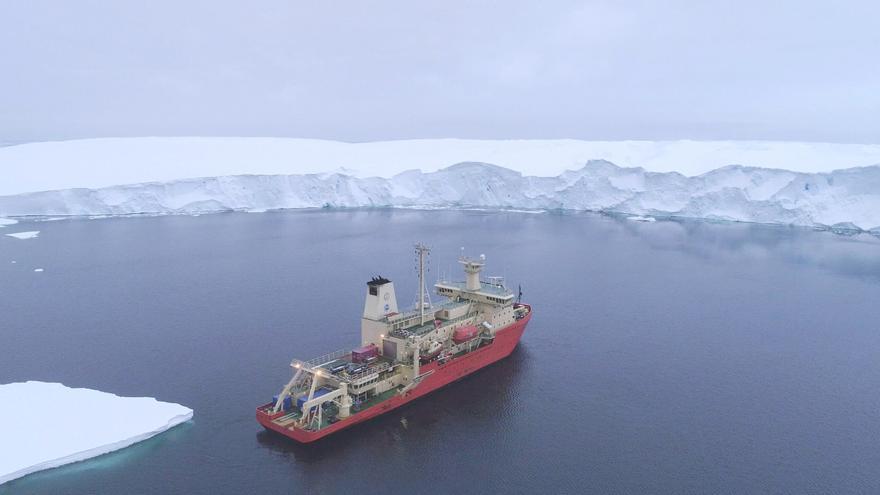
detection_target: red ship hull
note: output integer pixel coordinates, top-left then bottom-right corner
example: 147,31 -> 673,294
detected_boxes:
256,304 -> 532,443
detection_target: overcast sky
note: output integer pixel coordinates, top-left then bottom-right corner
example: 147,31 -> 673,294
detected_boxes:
2,1 -> 878,144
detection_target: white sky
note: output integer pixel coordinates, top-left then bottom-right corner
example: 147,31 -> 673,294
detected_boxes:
1,1 -> 879,144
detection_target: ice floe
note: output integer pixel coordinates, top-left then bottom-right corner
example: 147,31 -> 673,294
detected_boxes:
0,381 -> 193,486
5,231 -> 39,239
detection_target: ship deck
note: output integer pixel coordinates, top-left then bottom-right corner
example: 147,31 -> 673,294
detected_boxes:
393,314 -> 470,338
435,280 -> 513,297
263,386 -> 403,431
298,353 -> 395,384
353,387 -> 400,413
390,301 -> 474,338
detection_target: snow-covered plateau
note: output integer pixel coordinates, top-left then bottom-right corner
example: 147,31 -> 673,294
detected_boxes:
0,138 -> 879,231
0,381 -> 193,486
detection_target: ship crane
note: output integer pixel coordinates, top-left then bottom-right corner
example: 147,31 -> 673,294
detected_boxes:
272,357 -> 351,417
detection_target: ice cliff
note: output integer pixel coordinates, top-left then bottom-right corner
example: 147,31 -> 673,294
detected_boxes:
1,160 -> 878,231
1,138 -> 879,231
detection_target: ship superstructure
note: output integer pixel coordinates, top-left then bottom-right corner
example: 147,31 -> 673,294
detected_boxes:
256,244 -> 532,442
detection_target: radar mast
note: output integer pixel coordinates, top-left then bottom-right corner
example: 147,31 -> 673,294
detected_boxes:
414,243 -> 432,325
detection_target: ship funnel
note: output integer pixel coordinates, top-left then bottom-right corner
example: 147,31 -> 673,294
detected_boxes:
363,276 -> 398,320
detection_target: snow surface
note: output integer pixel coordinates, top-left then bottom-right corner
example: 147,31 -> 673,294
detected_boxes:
3,137 -> 880,196
0,381 -> 192,486
4,231 -> 40,239
1,161 -> 879,231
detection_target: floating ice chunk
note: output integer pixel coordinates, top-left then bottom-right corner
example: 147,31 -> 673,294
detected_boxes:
628,215 -> 657,222
5,231 -> 40,240
0,218 -> 17,227
0,381 -> 193,486
33,268 -> 44,272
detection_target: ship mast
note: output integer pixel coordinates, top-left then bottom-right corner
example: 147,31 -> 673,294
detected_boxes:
415,242 -> 430,325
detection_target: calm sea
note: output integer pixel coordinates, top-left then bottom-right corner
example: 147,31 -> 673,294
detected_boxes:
2,210 -> 880,494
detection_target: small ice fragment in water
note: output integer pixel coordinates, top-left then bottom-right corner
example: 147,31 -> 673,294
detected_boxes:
0,218 -> 18,227
33,268 -> 44,272
627,215 -> 656,222
5,231 -> 40,239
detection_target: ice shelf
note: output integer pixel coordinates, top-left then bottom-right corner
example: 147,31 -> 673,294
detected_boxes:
1,138 -> 879,231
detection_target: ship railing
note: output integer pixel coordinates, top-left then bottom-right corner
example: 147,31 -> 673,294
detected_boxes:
393,299 -> 462,321
389,328 -> 413,339
390,312 -> 477,339
347,361 -> 391,383
436,279 -> 513,297
302,349 -> 350,368
293,354 -> 392,385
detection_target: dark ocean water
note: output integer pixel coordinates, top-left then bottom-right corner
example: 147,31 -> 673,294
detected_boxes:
2,210 -> 880,494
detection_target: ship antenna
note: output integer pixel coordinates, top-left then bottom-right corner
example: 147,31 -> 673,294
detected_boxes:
517,284 -> 523,304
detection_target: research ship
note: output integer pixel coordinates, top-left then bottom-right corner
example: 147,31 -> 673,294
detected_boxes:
256,244 -> 532,443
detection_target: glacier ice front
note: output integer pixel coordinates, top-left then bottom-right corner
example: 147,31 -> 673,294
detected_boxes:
0,381 -> 193,486
1,138 -> 879,231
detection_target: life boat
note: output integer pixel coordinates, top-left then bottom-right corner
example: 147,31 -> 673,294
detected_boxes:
419,340 -> 443,363
452,325 -> 479,344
